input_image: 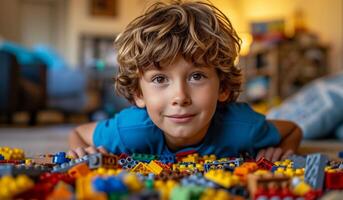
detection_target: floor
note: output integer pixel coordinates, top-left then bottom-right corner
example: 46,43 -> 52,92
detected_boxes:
0,125 -> 342,159
0,125 -> 74,156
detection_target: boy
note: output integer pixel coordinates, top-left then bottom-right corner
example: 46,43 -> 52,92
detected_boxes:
68,1 -> 302,162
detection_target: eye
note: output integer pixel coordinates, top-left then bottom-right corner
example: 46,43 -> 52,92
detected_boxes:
152,75 -> 168,84
190,72 -> 206,81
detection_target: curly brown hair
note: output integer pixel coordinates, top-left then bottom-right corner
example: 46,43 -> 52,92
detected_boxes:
114,1 -> 242,104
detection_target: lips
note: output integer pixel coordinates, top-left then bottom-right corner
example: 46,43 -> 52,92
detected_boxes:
165,114 -> 196,123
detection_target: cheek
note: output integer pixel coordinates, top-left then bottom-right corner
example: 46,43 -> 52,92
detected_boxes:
199,95 -> 218,111
194,84 -> 220,104
145,94 -> 166,113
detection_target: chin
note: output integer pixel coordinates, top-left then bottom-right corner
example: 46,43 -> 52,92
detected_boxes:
168,131 -> 195,139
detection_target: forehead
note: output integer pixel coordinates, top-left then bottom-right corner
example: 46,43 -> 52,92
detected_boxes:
142,55 -> 212,72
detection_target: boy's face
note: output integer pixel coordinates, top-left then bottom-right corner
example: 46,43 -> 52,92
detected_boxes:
134,55 -> 229,150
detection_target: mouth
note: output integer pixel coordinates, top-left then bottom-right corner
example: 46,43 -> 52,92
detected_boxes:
165,114 -> 196,123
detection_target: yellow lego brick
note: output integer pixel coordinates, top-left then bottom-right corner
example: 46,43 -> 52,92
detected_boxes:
148,160 -> 163,175
254,170 -> 269,175
204,170 -> 238,188
295,169 -> 304,176
12,148 -> 25,160
203,154 -> 216,163
178,165 -> 187,172
274,161 -> 282,166
200,188 -> 231,200
293,181 -> 311,196
0,147 -> 25,160
0,151 -> 11,160
0,175 -> 34,199
130,162 -> 153,175
76,175 -> 106,200
195,163 -> 204,172
155,180 -> 178,200
123,173 -> 143,192
181,153 -> 199,163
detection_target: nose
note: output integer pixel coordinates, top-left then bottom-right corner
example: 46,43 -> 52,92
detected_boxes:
171,81 -> 192,106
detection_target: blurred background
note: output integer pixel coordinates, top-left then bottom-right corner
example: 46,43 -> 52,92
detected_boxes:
0,0 -> 342,155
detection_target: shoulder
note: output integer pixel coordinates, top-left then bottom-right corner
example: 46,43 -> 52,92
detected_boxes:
116,106 -> 155,128
216,102 -> 264,123
102,106 -> 164,153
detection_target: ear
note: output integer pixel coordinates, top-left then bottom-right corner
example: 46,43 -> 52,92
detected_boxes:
218,89 -> 230,102
134,93 -> 146,108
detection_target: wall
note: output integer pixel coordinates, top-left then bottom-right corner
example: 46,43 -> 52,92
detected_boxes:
65,0 -> 150,66
0,0 -> 67,55
238,0 -> 343,72
295,0 -> 343,72
1,0 -> 342,71
0,0 -> 20,42
65,0 -> 342,71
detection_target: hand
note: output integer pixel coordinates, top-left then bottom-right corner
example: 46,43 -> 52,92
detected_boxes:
67,146 -> 109,159
256,147 -> 294,162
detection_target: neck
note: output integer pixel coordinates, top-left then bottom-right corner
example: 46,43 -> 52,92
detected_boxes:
164,124 -> 210,152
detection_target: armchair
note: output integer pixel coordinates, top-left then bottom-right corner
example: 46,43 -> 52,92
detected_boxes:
0,50 -> 19,123
0,49 -> 47,125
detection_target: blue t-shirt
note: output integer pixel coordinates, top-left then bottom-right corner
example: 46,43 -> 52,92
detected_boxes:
93,103 -> 281,158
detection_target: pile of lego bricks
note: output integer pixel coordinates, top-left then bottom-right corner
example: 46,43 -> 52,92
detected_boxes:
0,147 -> 342,200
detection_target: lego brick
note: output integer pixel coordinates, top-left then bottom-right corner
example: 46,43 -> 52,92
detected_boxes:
68,163 -> 91,178
46,181 -> 74,200
0,164 -> 50,178
52,155 -> 89,173
289,154 -> 306,169
118,156 -> 138,169
88,153 -> 118,169
52,152 -> 70,165
204,170 -> 239,188
325,171 -> 343,189
304,153 -> 327,189
247,172 -> 290,197
0,175 -> 34,199
170,185 -> 204,200
148,160 -> 164,175
131,153 -> 157,162
256,157 -> 275,170
92,176 -> 128,193
0,147 -> 25,160
158,154 -> 175,164
130,162 -> 153,175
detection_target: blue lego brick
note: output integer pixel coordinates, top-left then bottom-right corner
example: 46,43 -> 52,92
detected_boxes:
289,154 -> 306,169
204,160 -> 239,172
52,155 -> 89,173
0,154 -> 4,160
92,176 -> 128,193
158,154 -> 175,164
338,151 -> 343,159
304,153 -> 327,189
180,173 -> 217,188
228,186 -> 249,198
53,152 -> 70,165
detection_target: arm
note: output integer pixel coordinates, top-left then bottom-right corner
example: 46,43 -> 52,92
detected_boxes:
68,122 -> 108,158
256,120 -> 303,161
269,120 -> 303,152
68,122 -> 96,149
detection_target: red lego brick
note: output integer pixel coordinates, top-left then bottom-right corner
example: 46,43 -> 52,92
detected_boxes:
256,157 -> 275,170
325,171 -> 343,189
175,150 -> 197,158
